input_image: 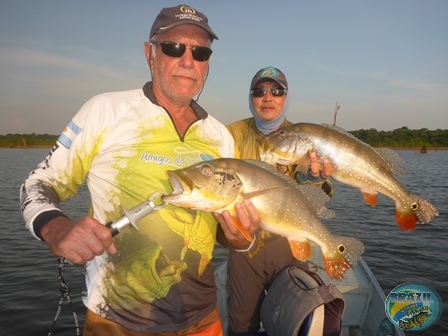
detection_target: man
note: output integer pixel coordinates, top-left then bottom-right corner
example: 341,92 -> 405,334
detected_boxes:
222,66 -> 333,335
19,5 -> 258,335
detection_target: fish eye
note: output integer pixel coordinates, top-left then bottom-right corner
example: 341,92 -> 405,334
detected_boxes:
411,203 -> 418,211
279,131 -> 286,139
201,164 -> 213,175
338,244 -> 346,254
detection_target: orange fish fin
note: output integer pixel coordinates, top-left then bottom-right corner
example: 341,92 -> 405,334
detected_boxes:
396,209 -> 417,231
289,240 -> 312,261
323,253 -> 351,280
231,216 -> 253,242
361,192 -> 378,206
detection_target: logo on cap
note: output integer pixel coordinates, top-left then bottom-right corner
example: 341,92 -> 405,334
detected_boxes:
180,6 -> 196,14
175,6 -> 203,24
259,67 -> 280,79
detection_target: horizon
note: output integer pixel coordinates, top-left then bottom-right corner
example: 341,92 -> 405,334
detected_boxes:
3,124 -> 448,137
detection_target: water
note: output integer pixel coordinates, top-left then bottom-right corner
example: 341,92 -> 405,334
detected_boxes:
0,148 -> 446,335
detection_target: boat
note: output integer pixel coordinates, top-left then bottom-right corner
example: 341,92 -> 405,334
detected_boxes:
215,245 -> 406,336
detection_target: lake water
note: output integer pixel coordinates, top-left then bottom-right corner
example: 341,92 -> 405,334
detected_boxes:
0,148 -> 446,335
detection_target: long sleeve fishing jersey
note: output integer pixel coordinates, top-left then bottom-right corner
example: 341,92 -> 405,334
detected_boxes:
19,82 -> 235,332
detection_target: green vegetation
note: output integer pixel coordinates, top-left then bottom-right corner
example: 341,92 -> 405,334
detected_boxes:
0,133 -> 57,148
1,127 -> 448,148
350,127 -> 448,148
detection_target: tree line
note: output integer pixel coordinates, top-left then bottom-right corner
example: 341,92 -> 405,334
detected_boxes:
349,127 -> 448,148
0,133 -> 57,148
1,127 -> 448,148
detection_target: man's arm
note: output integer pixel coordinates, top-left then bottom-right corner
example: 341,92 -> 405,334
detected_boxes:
19,97 -> 117,264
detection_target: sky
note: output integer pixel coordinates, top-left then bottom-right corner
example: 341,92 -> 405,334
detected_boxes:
0,0 -> 447,135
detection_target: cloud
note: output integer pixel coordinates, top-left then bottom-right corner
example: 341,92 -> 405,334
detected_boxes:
308,62 -> 389,81
389,80 -> 448,92
306,61 -> 448,94
0,47 -> 149,134
0,47 -> 146,93
1,47 -> 115,76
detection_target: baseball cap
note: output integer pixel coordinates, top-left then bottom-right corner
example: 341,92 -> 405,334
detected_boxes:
250,67 -> 288,89
150,5 -> 218,40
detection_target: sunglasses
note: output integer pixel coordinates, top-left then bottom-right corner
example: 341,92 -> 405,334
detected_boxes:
251,86 -> 287,98
150,40 -> 213,62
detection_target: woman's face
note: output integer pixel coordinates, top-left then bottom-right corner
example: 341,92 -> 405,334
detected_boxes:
251,80 -> 287,121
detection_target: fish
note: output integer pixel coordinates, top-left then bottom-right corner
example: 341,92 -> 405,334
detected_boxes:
161,158 -> 364,280
398,311 -> 431,329
260,123 -> 439,231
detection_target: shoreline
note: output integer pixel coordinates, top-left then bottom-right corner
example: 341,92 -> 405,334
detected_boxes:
0,145 -> 54,149
381,147 -> 448,151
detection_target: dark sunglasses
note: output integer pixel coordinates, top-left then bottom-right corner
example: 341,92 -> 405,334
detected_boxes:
251,86 -> 287,98
150,40 -> 213,62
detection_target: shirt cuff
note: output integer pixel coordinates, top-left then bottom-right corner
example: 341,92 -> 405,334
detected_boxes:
33,210 -> 68,241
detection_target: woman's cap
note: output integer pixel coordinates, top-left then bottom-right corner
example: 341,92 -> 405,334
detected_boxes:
250,67 -> 288,89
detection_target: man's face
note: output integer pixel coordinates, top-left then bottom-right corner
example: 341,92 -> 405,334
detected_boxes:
146,25 -> 212,105
251,80 -> 287,121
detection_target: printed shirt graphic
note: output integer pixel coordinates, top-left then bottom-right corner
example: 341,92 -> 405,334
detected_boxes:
21,88 -> 234,332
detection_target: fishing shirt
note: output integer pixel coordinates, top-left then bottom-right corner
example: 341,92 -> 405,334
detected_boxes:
19,82 -> 235,332
227,117 -> 295,171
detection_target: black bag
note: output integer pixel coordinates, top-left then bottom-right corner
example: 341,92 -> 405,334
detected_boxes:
260,266 -> 345,336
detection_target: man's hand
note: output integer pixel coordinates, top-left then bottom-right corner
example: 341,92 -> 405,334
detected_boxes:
214,200 -> 260,250
41,216 -> 117,264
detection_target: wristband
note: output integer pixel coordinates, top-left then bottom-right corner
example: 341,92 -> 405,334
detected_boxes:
233,234 -> 257,252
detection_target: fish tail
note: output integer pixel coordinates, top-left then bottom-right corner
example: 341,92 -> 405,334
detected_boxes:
396,195 -> 439,230
414,196 -> 439,224
323,236 -> 364,280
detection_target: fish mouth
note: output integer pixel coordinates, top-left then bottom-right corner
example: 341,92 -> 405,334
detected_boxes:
259,142 -> 277,165
162,171 -> 193,201
259,141 -> 288,165
259,151 -> 277,165
260,151 -> 292,166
